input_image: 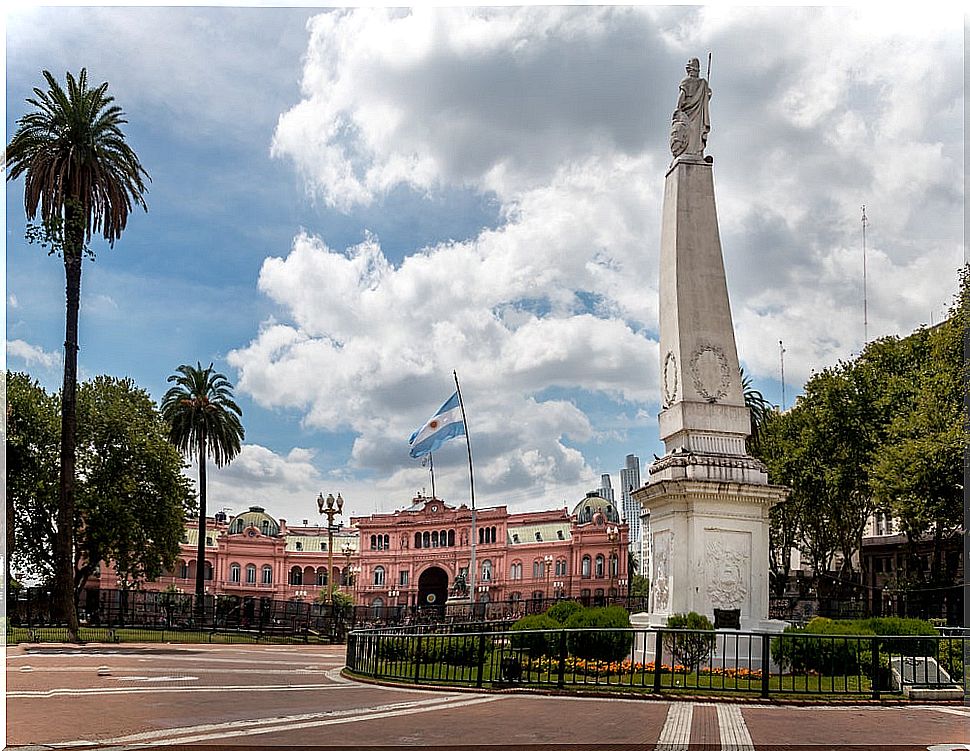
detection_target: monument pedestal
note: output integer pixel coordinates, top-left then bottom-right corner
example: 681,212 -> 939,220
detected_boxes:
633,475 -> 787,629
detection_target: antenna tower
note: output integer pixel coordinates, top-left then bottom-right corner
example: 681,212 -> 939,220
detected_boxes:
862,205 -> 868,345
779,340 -> 787,411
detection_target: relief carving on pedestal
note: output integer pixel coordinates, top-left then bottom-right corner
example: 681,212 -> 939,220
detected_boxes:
689,344 -> 731,403
662,351 -> 679,407
652,530 -> 672,613
705,531 -> 750,611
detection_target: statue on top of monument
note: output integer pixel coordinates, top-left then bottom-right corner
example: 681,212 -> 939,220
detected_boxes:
669,57 -> 712,160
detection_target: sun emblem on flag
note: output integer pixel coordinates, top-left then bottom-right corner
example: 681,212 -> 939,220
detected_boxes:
429,419 -> 439,429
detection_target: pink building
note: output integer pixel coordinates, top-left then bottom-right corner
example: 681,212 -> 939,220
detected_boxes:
95,494 -> 629,610
98,506 -> 359,602
353,493 -> 629,610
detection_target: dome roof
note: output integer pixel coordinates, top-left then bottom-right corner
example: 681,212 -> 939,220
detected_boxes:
572,492 -> 621,526
228,506 -> 280,536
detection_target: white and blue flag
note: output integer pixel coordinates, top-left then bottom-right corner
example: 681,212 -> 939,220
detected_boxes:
409,392 -> 465,459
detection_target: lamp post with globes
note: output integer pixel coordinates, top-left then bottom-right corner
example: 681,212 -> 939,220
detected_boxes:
341,542 -> 354,598
543,554 -> 554,603
606,525 -> 619,604
316,492 -> 344,605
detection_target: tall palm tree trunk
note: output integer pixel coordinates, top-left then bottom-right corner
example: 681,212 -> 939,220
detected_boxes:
56,239 -> 82,639
194,431 -> 207,622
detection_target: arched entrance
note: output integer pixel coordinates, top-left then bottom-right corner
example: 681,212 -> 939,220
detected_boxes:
417,566 -> 449,609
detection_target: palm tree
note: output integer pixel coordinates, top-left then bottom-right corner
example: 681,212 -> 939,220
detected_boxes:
161,363 -> 244,616
741,366 -> 774,452
5,69 -> 149,636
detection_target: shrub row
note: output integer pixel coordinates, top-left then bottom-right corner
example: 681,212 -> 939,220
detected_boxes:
508,602 -> 633,663
376,633 -> 492,666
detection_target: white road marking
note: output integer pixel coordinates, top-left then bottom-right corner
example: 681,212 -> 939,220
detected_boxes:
717,704 -> 755,750
41,694 -> 501,748
928,707 -> 970,718
655,702 -> 693,750
8,682 -> 354,698
108,675 -> 199,682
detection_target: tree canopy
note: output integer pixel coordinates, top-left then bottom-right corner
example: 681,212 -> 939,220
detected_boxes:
7,372 -> 194,596
754,265 -> 967,594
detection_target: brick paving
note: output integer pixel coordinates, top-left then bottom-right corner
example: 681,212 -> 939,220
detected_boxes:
6,642 -> 969,750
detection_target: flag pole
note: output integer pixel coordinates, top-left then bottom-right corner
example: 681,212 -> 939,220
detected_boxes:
453,370 -> 477,606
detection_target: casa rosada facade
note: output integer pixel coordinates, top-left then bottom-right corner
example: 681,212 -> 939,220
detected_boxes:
97,494 -> 630,609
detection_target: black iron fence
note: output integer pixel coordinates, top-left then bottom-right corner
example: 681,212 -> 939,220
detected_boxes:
347,624 -> 969,700
9,588 -> 647,643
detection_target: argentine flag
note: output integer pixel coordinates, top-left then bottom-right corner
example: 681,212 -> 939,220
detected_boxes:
409,392 -> 465,459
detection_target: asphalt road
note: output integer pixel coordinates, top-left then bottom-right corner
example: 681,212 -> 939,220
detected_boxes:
6,642 -> 969,750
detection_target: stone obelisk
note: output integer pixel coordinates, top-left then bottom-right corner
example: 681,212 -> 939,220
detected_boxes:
633,58 -> 788,630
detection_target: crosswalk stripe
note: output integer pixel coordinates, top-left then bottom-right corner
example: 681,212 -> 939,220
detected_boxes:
716,704 -> 754,750
654,702 -> 693,751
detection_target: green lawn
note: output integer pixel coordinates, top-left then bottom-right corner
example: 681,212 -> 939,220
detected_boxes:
7,626 -> 313,645
352,655 -> 879,698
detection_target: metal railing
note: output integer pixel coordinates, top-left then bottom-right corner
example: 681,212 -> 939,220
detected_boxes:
346,625 -> 969,699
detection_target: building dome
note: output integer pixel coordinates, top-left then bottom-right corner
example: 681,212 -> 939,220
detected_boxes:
572,492 -> 621,526
228,506 -> 280,536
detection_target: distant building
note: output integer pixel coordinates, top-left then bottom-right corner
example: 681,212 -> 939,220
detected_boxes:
353,492 -> 629,609
619,454 -> 645,569
597,473 -> 614,502
93,495 -> 630,611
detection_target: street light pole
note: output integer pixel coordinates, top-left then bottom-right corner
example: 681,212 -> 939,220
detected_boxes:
543,554 -> 553,604
317,492 -> 344,605
606,525 -> 619,605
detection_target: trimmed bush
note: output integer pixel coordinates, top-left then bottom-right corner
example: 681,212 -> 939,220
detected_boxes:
565,606 -> 633,663
376,633 -> 492,666
772,617 -> 874,675
510,614 -> 560,658
546,599 -> 584,625
664,612 -> 715,671
859,617 -> 938,657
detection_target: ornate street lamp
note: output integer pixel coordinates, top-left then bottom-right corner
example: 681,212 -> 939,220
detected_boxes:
606,525 -> 619,604
543,554 -> 554,602
317,492 -> 344,605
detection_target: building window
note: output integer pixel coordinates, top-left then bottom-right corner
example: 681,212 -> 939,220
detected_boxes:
178,561 -> 188,579
510,562 -> 522,580
246,564 -> 257,584
204,561 -> 213,581
262,566 -> 273,584
581,556 -> 591,578
230,563 -> 241,583
533,560 -> 542,579
479,526 -> 497,544
384,534 -> 390,549
481,560 -> 492,581
399,570 -> 409,586
512,533 -> 520,544
557,530 -> 565,540
535,531 -> 542,542
370,535 -> 377,550
316,567 -> 327,586
415,532 -> 422,549
295,541 -> 303,551
510,591 -> 522,602
423,531 -> 431,548
374,566 -> 386,586
371,597 -> 384,616
447,530 -> 455,547
206,536 -> 213,546
532,590 -> 544,602
431,531 -> 439,548
595,555 -> 605,578
556,559 -> 567,576
610,554 -> 618,577
261,520 -> 269,535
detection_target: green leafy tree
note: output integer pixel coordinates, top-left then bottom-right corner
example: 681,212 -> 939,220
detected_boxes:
161,362 -> 244,611
6,373 -> 192,598
741,366 -> 773,453
663,611 -> 715,671
5,69 -> 149,636
74,376 -> 195,593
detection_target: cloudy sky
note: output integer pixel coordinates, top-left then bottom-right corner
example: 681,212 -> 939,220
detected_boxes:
5,5 -> 964,525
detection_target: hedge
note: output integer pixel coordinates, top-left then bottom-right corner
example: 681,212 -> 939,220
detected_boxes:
565,606 -> 633,663
510,614 -> 560,658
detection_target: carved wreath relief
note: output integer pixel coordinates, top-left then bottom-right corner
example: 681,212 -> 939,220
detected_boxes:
705,533 -> 750,611
689,344 -> 731,402
662,351 -> 679,407
652,530 -> 672,614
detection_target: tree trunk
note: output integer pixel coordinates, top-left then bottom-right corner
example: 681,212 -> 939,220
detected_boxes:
194,432 -> 207,623
56,225 -> 82,640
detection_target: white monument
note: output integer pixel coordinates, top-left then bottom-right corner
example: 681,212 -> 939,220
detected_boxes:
633,58 -> 788,632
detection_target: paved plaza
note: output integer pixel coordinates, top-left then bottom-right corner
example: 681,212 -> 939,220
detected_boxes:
7,642 -> 969,750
